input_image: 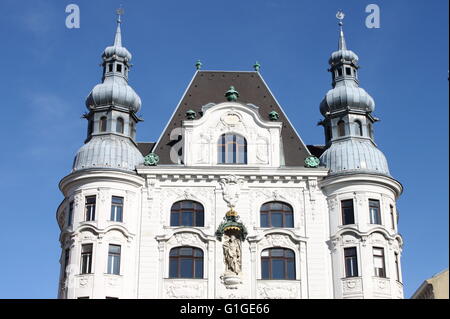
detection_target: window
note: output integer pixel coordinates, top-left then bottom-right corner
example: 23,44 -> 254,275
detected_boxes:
67,201 -> 74,226
344,247 -> 359,277
260,202 -> 294,228
261,248 -> 295,280
345,67 -> 352,76
99,116 -> 107,132
337,67 -> 343,77
85,196 -> 96,221
218,134 -> 247,164
107,245 -> 121,275
108,64 -> 113,72
390,205 -> 396,230
395,252 -> 401,282
116,64 -> 122,73
169,247 -> 203,279
373,247 -> 386,278
355,120 -> 363,136
116,118 -> 124,134
341,199 -> 355,225
170,201 -> 204,227
368,123 -> 373,139
369,199 -> 381,225
337,120 -> 345,137
80,244 -> 93,274
63,249 -> 70,279
110,196 -> 123,222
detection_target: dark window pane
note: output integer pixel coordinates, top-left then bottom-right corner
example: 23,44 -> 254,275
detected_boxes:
180,258 -> 193,278
261,260 -> 269,279
285,213 -> 294,228
260,213 -> 269,227
195,211 -> 204,226
194,248 -> 203,257
170,212 -> 179,226
169,259 -> 177,278
271,260 -> 284,279
180,247 -> 193,256
195,259 -> 203,278
287,261 -> 295,279
169,249 -> 178,256
181,212 -> 193,226
271,213 -> 283,227
271,249 -> 284,257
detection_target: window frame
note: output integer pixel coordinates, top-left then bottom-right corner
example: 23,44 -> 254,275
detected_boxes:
217,133 -> 247,165
84,196 -> 96,221
260,201 -> 294,228
369,199 -> 382,225
116,117 -> 124,134
261,248 -> 296,280
337,120 -> 346,137
107,244 -> 121,275
168,246 -> 204,279
110,196 -> 124,222
373,247 -> 386,278
170,200 -> 204,227
80,244 -> 93,274
99,116 -> 107,132
341,199 -> 355,225
344,247 -> 359,278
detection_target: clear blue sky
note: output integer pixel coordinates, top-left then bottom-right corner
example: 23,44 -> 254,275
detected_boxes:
0,0 -> 447,299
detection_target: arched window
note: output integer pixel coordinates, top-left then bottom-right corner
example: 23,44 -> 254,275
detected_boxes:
99,116 -> 107,132
218,133 -> 247,164
116,117 -> 124,134
170,201 -> 204,227
355,120 -> 363,136
261,248 -> 295,280
260,202 -> 294,228
169,246 -> 203,278
337,120 -> 345,137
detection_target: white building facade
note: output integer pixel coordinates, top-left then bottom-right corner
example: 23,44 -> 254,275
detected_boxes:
56,16 -> 404,299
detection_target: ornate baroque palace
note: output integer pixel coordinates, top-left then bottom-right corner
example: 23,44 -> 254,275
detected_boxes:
56,12 -> 404,299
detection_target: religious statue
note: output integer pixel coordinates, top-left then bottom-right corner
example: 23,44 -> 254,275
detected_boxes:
223,234 -> 241,275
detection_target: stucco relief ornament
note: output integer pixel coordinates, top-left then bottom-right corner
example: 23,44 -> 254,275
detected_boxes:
144,153 -> 159,166
219,175 -> 245,208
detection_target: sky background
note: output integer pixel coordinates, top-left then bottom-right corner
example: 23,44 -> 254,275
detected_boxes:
0,0 -> 447,298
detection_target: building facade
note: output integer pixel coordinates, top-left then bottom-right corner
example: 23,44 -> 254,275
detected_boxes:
56,14 -> 404,299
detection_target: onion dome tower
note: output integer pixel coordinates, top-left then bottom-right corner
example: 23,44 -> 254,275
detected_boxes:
319,12 -> 404,299
73,13 -> 144,171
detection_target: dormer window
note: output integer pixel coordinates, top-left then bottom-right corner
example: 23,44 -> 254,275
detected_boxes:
218,133 -> 247,164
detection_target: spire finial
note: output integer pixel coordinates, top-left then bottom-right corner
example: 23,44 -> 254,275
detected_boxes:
336,10 -> 347,50
253,61 -> 261,72
195,60 -> 202,70
114,7 -> 124,47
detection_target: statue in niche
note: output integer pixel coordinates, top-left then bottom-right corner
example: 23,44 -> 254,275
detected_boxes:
223,234 -> 241,275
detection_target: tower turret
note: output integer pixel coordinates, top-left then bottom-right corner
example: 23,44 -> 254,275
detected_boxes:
319,12 -> 388,176
73,13 -> 143,172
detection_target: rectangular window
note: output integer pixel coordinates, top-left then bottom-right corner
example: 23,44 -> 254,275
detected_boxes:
373,247 -> 386,278
395,252 -> 401,282
344,247 -> 359,277
108,64 -> 113,72
390,205 -> 396,230
85,196 -> 96,221
116,64 -> 122,73
369,199 -> 382,225
345,67 -> 352,76
341,199 -> 355,225
63,249 -> 70,279
337,68 -> 343,77
67,201 -> 74,226
110,196 -> 124,222
80,244 -> 93,274
107,245 -> 121,275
